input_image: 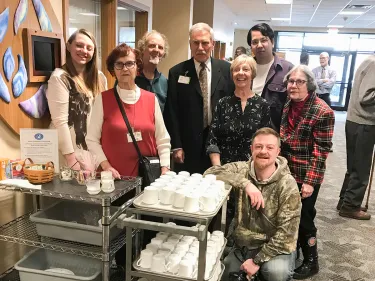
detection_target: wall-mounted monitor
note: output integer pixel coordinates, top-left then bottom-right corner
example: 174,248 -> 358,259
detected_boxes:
25,29 -> 65,82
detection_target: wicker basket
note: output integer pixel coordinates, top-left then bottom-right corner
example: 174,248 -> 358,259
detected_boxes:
23,158 -> 55,184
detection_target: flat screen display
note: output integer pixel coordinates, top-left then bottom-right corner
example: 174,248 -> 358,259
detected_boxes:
34,41 -> 55,72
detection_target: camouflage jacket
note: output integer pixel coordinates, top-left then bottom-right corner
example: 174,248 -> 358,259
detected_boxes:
205,156 -> 301,264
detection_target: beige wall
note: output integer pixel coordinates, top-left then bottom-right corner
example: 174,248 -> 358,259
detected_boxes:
0,1 -> 63,159
152,0 -> 192,76
193,0 -> 214,26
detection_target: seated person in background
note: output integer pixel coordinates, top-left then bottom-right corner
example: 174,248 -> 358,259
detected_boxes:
234,46 -> 247,58
204,128 -> 301,281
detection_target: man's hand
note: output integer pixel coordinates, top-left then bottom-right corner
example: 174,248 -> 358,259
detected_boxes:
101,160 -> 121,179
301,183 -> 314,199
245,183 -> 264,210
323,78 -> 329,83
240,259 -> 260,278
173,149 -> 185,163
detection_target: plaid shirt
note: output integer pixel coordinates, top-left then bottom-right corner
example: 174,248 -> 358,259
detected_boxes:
280,92 -> 335,186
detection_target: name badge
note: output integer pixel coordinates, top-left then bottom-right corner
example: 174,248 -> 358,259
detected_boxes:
178,75 -> 190,84
127,131 -> 142,142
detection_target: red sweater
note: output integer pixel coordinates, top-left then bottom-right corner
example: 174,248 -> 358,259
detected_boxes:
101,88 -> 157,176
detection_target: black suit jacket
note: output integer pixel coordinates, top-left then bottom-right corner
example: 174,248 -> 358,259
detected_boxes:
164,57 -> 235,174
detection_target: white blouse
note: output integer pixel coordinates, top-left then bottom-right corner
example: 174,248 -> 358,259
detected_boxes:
86,85 -> 171,167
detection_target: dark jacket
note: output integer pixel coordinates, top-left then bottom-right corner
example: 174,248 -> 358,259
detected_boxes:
260,54 -> 294,132
163,57 -> 235,174
135,69 -> 168,112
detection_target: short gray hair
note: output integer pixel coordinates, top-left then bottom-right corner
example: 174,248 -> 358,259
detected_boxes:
137,30 -> 169,58
230,54 -> 257,80
283,65 -> 317,93
320,52 -> 329,58
189,23 -> 214,41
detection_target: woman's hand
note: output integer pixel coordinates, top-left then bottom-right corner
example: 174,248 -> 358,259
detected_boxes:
301,183 -> 314,199
101,160 -> 121,179
161,166 -> 170,175
64,153 -> 81,170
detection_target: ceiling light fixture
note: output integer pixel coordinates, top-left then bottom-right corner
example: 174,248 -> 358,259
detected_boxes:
266,0 -> 292,4
327,28 -> 339,34
117,7 -> 128,10
339,11 -> 364,15
79,12 -> 99,16
271,17 -> 290,21
233,22 -> 238,25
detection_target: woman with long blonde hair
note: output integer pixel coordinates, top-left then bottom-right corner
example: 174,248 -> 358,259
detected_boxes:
46,29 -> 107,169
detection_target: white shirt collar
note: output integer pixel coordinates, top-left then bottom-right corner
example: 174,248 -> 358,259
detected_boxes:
116,85 -> 141,104
194,58 -> 211,73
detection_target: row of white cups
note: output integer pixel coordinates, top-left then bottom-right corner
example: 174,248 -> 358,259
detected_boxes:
137,224 -> 225,280
142,171 -> 226,213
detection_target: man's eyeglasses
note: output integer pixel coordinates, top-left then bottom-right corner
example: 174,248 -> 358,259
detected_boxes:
287,79 -> 307,87
114,61 -> 136,70
250,37 -> 269,46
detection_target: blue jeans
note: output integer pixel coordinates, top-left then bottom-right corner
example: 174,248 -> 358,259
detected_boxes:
223,247 -> 296,281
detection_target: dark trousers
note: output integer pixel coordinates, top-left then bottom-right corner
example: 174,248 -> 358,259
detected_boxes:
339,120 -> 375,210
298,183 -> 321,235
317,93 -> 331,107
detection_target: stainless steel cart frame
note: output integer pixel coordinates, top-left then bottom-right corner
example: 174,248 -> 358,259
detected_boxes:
117,194 -> 229,281
0,176 -> 142,281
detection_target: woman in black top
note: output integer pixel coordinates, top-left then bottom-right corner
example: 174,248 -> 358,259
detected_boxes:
207,54 -> 271,165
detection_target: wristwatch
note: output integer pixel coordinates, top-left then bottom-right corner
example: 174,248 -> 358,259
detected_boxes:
253,255 -> 264,267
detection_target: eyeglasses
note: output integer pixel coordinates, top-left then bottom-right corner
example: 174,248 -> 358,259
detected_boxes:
114,61 -> 136,70
250,37 -> 269,46
287,79 -> 307,87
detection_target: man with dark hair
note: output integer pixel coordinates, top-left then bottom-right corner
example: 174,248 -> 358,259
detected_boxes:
247,23 -> 293,132
205,127 -> 301,281
234,46 -> 247,58
300,52 -> 309,66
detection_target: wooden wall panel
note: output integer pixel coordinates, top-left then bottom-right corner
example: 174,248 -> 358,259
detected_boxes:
214,41 -> 220,59
220,42 -> 226,59
101,0 -> 117,88
135,11 -> 148,48
0,0 -> 63,134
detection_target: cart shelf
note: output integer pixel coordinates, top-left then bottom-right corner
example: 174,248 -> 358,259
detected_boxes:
0,176 -> 141,204
0,213 -> 135,260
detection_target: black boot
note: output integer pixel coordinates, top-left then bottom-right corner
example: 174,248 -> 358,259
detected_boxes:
293,233 -> 319,279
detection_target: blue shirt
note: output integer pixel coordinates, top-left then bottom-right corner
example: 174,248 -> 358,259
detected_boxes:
135,69 -> 168,112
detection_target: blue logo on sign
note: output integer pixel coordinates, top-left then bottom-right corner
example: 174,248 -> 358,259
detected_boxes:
34,133 -> 44,140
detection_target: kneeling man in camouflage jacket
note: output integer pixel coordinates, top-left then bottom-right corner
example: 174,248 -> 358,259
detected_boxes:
205,127 -> 301,281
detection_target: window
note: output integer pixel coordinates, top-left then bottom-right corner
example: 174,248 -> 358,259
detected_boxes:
117,2 -> 136,47
69,0 -> 102,68
277,32 -> 303,50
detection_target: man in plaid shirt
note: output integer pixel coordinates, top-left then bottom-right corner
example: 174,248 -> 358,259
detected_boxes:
280,65 -> 335,279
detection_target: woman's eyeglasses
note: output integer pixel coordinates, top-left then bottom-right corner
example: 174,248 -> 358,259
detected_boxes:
114,61 -> 136,70
287,79 -> 307,87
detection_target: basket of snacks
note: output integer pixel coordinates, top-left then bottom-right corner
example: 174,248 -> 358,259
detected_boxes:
23,158 -> 55,184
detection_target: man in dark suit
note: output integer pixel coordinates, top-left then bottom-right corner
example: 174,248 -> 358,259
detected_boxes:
164,23 -> 235,174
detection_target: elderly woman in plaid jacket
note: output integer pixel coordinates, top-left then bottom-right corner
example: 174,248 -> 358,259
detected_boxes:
280,65 -> 335,279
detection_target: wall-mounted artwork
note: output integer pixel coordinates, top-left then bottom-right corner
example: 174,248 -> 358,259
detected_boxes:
32,0 -> 52,32
19,84 -> 48,118
3,47 -> 15,81
12,54 -> 28,98
0,73 -> 11,103
0,7 -> 9,43
14,0 -> 28,35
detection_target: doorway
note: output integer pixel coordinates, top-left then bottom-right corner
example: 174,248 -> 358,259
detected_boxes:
303,49 -> 355,111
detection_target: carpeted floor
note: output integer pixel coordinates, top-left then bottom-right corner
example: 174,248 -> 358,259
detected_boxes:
297,111 -> 375,281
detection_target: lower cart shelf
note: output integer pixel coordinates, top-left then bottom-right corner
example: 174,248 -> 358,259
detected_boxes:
0,268 -> 130,281
0,213 -> 134,260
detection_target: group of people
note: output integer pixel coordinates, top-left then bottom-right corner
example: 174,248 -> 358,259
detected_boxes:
45,19 -> 373,281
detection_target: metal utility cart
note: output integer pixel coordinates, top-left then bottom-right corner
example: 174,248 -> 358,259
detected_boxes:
0,176 -> 141,281
117,186 -> 231,281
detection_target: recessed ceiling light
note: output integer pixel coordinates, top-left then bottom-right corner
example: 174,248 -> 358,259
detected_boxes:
339,11 -> 364,15
266,0 -> 292,4
233,22 -> 238,25
271,17 -> 290,21
117,7 -> 127,10
327,25 -> 344,28
79,12 -> 99,16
